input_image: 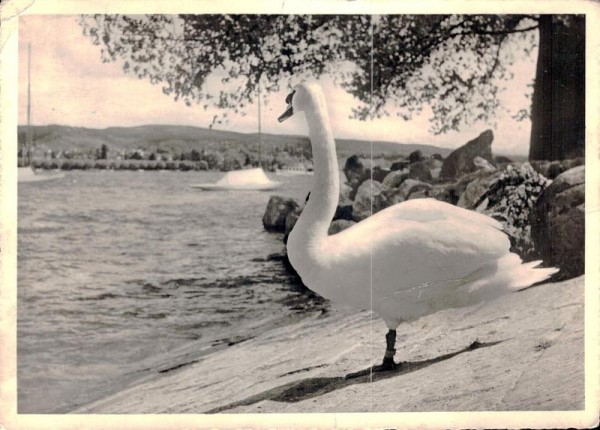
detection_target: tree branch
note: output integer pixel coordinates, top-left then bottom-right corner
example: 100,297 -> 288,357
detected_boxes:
452,24 -> 539,37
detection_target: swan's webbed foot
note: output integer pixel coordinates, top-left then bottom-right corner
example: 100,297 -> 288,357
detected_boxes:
344,329 -> 400,379
344,357 -> 401,379
373,357 -> 397,372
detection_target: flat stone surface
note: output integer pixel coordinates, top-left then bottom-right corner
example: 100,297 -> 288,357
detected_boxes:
74,276 -> 585,414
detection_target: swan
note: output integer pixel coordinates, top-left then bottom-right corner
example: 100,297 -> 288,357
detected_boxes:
278,82 -> 558,372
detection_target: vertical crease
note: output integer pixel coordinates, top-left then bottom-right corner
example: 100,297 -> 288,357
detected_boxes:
368,12 -> 375,407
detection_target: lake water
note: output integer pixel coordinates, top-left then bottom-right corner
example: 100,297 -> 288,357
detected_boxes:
17,170 -> 326,413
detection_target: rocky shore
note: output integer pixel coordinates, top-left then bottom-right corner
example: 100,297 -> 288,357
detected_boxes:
263,130 -> 585,279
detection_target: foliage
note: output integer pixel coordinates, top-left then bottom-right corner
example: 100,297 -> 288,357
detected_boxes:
79,14 -> 539,133
476,162 -> 551,258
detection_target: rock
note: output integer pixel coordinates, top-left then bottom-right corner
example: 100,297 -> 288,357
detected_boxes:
423,158 -> 443,180
531,166 -> 585,280
333,193 -> 354,221
73,276 -> 585,414
469,163 -> 552,259
530,158 -> 584,180
371,166 -> 391,183
407,161 -> 433,183
408,150 -> 425,163
456,170 -> 503,209
343,155 -> 373,200
390,159 -> 410,171
407,184 -> 456,203
494,155 -> 513,165
430,168 -> 442,180
352,180 -> 391,221
328,219 -> 356,235
388,179 -> 432,204
262,196 -> 300,232
440,130 -> 494,180
339,177 -> 353,201
284,207 -> 302,237
473,156 -> 496,172
382,170 -> 408,188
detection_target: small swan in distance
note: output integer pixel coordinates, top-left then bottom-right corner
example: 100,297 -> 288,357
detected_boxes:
278,83 -> 558,372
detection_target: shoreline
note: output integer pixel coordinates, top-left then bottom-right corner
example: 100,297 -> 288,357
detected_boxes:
73,276 -> 585,414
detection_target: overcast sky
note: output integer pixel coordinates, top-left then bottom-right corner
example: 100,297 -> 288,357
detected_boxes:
18,15 -> 537,156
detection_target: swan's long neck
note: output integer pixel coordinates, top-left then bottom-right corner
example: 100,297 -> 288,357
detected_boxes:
288,99 -> 339,267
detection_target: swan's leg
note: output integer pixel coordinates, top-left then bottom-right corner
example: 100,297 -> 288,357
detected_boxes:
379,329 -> 397,370
344,329 -> 398,378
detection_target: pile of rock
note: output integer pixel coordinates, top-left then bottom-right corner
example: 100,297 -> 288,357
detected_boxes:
263,129 -> 585,281
531,165 -> 585,281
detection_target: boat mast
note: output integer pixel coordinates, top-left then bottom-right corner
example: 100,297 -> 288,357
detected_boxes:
26,42 -> 32,165
257,81 -> 262,169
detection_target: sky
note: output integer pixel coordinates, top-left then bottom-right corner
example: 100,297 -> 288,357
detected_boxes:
18,15 -> 538,156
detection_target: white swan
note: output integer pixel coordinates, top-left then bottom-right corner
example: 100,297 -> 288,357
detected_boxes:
278,82 -> 558,371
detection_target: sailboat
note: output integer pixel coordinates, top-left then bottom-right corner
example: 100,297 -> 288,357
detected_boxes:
190,82 -> 281,191
19,43 -> 64,184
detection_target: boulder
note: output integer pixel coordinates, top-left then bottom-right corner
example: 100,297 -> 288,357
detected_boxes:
467,163 -> 552,259
440,130 -> 494,180
328,219 -> 356,235
473,156 -> 496,172
333,193 -> 354,221
382,170 -> 408,188
371,166 -> 391,183
408,161 -> 433,183
494,155 -> 513,165
390,159 -> 410,171
531,166 -> 585,280
339,177 -> 353,201
408,184 -> 457,204
408,150 -> 425,163
284,207 -> 302,236
426,158 -> 444,180
389,179 -> 432,204
352,180 -> 391,221
530,158 -> 584,180
343,155 -> 373,199
456,170 -> 503,209
263,196 -> 300,232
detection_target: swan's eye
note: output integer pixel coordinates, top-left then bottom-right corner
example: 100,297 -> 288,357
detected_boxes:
285,91 -> 295,105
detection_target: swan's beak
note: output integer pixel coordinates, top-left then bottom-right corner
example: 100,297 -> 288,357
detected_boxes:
278,90 -> 296,122
278,104 -> 294,122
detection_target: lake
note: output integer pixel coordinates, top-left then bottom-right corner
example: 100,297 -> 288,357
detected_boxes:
17,169 -> 326,413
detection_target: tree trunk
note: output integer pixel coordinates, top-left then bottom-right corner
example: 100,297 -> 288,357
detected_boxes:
529,15 -> 585,161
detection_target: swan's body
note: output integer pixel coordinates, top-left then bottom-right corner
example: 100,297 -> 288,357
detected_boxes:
279,83 -> 558,370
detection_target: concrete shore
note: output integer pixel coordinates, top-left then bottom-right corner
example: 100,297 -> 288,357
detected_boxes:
74,276 -> 585,414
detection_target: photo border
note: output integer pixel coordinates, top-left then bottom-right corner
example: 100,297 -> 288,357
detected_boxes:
1,0 -> 598,428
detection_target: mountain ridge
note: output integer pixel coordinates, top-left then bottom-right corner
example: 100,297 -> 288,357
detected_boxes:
17,124 -> 455,159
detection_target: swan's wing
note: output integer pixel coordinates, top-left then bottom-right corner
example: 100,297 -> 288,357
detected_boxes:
311,199 -> 515,326
323,198 -> 510,281
328,198 -> 507,254
371,197 -> 503,231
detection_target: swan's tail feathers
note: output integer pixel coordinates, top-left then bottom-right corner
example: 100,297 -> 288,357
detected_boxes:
507,259 -> 559,290
464,254 -> 559,300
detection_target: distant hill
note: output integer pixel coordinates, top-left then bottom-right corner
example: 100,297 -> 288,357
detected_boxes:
17,124 -> 454,159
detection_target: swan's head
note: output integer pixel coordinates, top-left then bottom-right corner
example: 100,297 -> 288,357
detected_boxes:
278,83 -> 324,123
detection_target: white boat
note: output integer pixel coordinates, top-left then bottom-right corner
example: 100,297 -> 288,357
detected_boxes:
18,44 -> 65,184
18,166 -> 65,183
190,168 -> 281,191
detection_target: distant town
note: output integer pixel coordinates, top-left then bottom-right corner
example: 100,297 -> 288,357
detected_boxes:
18,124 -> 457,171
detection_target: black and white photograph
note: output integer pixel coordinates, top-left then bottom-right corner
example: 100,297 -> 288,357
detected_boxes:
0,1 -> 598,428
